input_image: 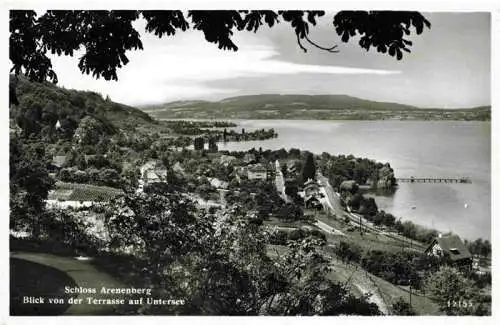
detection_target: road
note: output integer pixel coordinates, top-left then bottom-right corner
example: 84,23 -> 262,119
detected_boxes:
317,172 -> 425,251
11,251 -> 129,315
353,281 -> 389,315
316,173 -> 345,216
274,160 -> 290,202
218,189 -> 229,205
324,254 -> 389,314
314,219 -> 345,237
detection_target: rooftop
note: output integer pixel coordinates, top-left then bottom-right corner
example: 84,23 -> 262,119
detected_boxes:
248,163 -> 267,172
428,234 -> 472,261
51,155 -> 67,168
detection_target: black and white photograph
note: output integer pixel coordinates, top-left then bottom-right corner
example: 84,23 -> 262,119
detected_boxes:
5,3 -> 495,320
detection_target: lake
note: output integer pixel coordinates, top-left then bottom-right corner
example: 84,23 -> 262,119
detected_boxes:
217,120 -> 491,241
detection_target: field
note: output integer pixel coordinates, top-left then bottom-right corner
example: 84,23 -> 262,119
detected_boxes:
263,217 -> 316,230
314,211 -> 425,254
48,182 -> 124,202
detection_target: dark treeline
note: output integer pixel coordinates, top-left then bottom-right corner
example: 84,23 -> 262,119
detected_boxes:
162,119 -> 277,142
163,120 -> 237,129
332,240 -> 438,289
11,75 -> 153,138
318,152 -> 397,190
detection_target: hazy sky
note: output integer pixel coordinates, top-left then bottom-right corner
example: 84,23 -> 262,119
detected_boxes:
49,12 -> 491,108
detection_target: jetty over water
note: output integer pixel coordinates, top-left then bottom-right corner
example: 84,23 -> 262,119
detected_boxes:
397,177 -> 471,184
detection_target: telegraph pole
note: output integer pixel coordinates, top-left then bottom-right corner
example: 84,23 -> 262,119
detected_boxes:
409,279 -> 412,307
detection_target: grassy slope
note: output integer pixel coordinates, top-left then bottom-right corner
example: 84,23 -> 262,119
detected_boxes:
265,209 -> 441,315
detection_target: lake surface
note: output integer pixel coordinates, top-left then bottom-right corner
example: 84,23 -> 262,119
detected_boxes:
217,120 -> 491,241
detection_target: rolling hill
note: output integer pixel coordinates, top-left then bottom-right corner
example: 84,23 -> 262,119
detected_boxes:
10,75 -> 156,136
142,94 -> 491,121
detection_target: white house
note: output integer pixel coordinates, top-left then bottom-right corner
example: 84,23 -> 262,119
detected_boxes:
220,155 -> 237,166
209,177 -> 229,189
46,200 -> 96,209
303,178 -> 320,197
247,163 -> 267,180
243,153 -> 257,164
144,168 -> 167,184
140,160 -> 168,185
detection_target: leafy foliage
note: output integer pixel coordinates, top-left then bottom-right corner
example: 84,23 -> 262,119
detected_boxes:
333,241 -> 363,264
361,250 -> 422,286
10,135 -> 55,237
348,194 -> 379,217
330,240 -> 438,290
301,152 -> 316,183
423,266 -> 483,315
333,11 -> 431,59
104,192 -> 211,263
10,10 -> 431,84
391,297 -> 416,315
98,189 -> 381,315
318,152 -> 394,189
464,238 -> 491,257
11,75 -> 153,139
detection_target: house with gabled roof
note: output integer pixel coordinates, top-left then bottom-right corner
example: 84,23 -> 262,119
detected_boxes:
303,178 -> 320,197
247,163 -> 267,180
48,155 -> 67,172
425,234 -> 473,270
219,154 -> 237,166
139,160 -> 168,187
243,153 -> 257,164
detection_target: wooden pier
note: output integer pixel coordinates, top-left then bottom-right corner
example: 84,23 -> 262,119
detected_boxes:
397,177 -> 471,184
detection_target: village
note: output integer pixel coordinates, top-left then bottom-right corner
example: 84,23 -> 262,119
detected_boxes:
24,131 -> 490,316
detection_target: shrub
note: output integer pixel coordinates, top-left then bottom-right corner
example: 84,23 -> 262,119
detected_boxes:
269,230 -> 288,245
287,229 -> 306,241
391,297 -> 416,315
334,241 -> 363,264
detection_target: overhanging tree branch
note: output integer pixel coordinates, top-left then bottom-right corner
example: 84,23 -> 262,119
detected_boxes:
304,35 -> 339,53
296,34 -> 308,53
9,10 -> 431,85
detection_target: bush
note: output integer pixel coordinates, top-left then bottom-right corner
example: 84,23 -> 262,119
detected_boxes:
310,229 -> 326,241
334,241 -> 363,264
391,297 -> 416,315
32,209 -> 101,255
469,272 -> 491,289
360,250 -> 421,286
423,266 -> 479,315
287,229 -> 306,241
269,230 -> 288,245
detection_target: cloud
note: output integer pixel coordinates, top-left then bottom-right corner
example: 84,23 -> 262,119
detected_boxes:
49,23 -> 400,105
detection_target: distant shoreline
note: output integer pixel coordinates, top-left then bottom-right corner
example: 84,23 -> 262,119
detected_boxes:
157,117 -> 491,122
142,94 -> 490,122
